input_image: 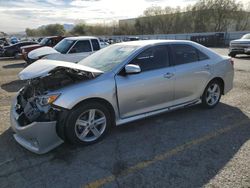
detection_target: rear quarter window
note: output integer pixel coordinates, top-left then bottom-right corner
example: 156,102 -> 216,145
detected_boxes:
91,39 -> 100,51
172,44 -> 209,65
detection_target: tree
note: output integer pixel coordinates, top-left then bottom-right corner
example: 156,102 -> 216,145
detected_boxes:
43,24 -> 65,36
71,23 -> 87,35
25,28 -> 36,36
26,24 -> 65,36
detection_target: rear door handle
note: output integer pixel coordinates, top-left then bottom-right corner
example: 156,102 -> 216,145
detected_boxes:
164,72 -> 174,79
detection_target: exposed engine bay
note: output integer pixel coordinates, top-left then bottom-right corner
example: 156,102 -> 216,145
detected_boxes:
16,67 -> 97,126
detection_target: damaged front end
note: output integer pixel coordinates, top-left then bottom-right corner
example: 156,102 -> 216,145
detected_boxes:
17,66 -> 95,125
10,60 -> 101,154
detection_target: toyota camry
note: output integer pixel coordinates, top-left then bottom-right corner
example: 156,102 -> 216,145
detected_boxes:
10,40 -> 234,154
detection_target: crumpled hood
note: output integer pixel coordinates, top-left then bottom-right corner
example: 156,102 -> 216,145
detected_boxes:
28,46 -> 59,59
19,59 -> 103,80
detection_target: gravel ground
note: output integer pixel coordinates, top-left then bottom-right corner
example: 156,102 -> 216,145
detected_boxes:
0,49 -> 249,188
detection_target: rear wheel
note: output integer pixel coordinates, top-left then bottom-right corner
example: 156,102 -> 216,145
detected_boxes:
65,102 -> 111,145
202,80 -> 222,108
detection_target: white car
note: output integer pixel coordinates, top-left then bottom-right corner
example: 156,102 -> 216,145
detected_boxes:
27,36 -> 101,63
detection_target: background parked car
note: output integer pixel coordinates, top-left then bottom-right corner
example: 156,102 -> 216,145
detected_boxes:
1,41 -> 38,58
37,37 -> 43,43
28,36 -> 101,63
21,36 -> 64,62
229,33 -> 250,57
10,36 -> 19,44
0,37 -> 9,47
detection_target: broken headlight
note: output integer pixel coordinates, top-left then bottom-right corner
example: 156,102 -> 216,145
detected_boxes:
37,94 -> 60,106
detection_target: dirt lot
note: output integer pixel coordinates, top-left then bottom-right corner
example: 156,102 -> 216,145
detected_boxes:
0,49 -> 249,188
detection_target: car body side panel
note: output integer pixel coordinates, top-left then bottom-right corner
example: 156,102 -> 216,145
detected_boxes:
173,59 -> 213,105
52,73 -> 120,120
210,57 -> 234,94
115,67 -> 175,118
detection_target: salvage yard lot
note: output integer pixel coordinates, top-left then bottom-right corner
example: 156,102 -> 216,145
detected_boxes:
0,48 -> 249,188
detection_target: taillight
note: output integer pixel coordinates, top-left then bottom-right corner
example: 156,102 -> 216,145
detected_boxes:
229,58 -> 234,66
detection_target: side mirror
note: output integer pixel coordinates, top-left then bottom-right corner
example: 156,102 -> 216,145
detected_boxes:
125,64 -> 141,74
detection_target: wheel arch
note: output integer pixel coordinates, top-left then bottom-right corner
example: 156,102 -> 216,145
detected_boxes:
73,97 -> 116,124
56,97 -> 116,141
207,77 -> 225,95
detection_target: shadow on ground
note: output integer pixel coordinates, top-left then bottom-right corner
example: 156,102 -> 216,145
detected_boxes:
1,80 -> 26,92
2,62 -> 26,69
234,55 -> 250,60
0,103 -> 249,187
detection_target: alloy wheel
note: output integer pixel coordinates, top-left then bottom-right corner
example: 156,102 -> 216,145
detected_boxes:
74,109 -> 107,142
206,83 -> 221,106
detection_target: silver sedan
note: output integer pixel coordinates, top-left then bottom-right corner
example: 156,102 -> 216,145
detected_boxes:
10,40 -> 234,154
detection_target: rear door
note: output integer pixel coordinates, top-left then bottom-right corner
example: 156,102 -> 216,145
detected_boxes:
115,45 -> 175,118
171,44 -> 212,105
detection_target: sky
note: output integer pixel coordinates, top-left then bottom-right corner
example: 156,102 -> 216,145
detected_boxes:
0,0 -> 249,33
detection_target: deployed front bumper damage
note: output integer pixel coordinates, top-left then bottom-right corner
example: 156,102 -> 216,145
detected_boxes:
10,95 -> 63,154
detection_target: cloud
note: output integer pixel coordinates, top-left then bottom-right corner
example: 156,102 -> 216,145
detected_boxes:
0,0 -> 247,33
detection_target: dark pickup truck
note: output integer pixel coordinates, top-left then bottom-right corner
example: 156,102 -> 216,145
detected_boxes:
1,41 -> 38,58
20,36 -> 64,62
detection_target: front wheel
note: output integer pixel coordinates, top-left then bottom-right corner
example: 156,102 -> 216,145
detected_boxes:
202,80 -> 222,108
229,52 -> 236,58
65,102 -> 111,145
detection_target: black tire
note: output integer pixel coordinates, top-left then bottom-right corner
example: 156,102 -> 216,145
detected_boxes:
14,52 -> 19,59
229,52 -> 236,58
202,80 -> 222,109
64,102 -> 111,145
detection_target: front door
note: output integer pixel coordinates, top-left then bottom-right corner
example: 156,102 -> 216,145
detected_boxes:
115,45 -> 175,118
67,40 -> 93,62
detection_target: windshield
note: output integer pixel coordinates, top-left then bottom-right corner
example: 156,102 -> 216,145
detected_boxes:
54,39 -> 75,54
242,34 -> 250,39
39,38 -> 49,45
78,44 -> 139,72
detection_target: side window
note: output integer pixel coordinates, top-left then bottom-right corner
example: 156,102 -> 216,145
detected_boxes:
172,44 -> 199,65
91,39 -> 100,51
69,40 -> 92,53
197,50 -> 209,61
46,39 -> 52,46
131,46 -> 169,72
51,39 -> 57,46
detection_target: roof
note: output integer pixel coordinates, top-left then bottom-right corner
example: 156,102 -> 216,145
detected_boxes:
65,36 -> 98,40
116,40 -> 196,47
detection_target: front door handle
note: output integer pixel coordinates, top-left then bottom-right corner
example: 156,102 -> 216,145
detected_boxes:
164,72 -> 174,79
205,64 -> 210,70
